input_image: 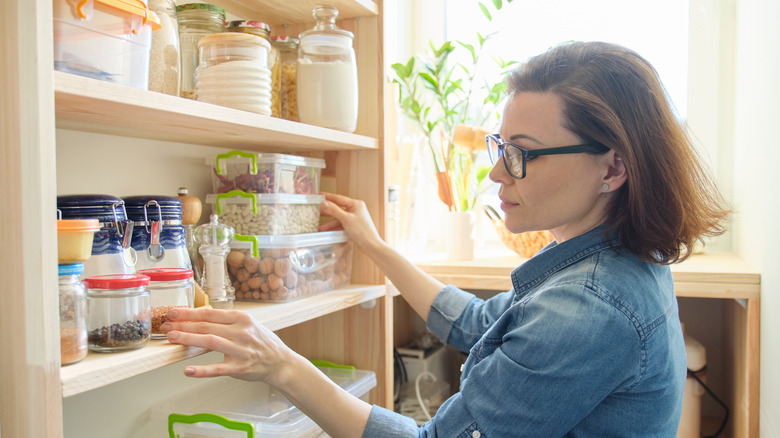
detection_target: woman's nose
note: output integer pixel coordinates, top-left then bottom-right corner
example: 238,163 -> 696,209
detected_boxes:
488,158 -> 511,184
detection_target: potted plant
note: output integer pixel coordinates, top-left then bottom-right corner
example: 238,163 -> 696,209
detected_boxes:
390,0 -> 516,259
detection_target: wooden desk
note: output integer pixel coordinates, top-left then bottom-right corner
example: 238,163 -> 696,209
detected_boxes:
415,251 -> 760,438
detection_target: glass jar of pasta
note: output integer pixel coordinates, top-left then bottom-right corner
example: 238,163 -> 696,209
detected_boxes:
271,36 -> 299,121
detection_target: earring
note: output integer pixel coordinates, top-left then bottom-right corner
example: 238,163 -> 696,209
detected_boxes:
602,183 -> 610,192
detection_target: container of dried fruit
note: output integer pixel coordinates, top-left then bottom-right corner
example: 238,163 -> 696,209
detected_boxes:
83,273 -> 151,352
226,231 -> 352,302
137,268 -> 194,339
205,191 -> 324,236
206,150 -> 325,195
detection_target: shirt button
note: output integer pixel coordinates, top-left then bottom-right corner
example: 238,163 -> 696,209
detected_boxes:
472,431 -> 481,438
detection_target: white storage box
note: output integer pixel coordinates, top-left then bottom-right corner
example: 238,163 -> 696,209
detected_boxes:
53,0 -> 161,89
152,366 -> 376,438
227,231 -> 353,302
207,151 -> 326,195
206,191 -> 324,236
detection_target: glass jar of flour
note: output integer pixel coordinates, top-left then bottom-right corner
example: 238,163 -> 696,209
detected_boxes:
297,6 -> 358,132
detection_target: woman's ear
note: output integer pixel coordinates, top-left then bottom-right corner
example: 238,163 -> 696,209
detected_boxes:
602,151 -> 627,192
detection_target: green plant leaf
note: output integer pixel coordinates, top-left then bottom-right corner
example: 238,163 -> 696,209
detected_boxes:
478,2 -> 492,21
492,0 -> 503,10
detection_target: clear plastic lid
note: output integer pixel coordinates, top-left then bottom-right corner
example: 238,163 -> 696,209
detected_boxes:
194,214 -> 235,247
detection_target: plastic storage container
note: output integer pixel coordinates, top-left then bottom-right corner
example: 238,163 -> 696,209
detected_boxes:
84,274 -> 151,352
57,195 -> 137,278
122,195 -> 192,271
227,231 -> 352,302
137,268 -> 194,339
57,217 -> 100,264
271,36 -> 299,121
207,150 -> 326,195
59,263 -> 88,365
176,3 -> 226,99
151,366 -> 376,437
53,0 -> 161,89
297,6 -> 358,132
196,32 -> 273,115
206,192 -> 324,236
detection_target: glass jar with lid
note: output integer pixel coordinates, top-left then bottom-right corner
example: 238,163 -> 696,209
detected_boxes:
196,32 -> 273,115
176,3 -> 226,99
137,268 -> 194,339
297,6 -> 358,132
148,0 -> 181,96
84,274 -> 151,352
59,263 -> 87,365
227,21 -> 280,118
271,36 -> 299,121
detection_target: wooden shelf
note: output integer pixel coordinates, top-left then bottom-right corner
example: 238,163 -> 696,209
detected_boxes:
211,0 -> 378,26
54,71 -> 378,153
415,251 -> 760,300
60,284 -> 385,397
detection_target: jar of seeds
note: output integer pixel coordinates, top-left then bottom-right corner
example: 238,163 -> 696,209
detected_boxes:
137,268 -> 194,339
84,274 -> 151,352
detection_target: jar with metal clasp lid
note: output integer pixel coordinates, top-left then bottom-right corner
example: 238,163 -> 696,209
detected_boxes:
84,273 -> 151,352
297,6 -> 358,132
176,3 -> 226,99
226,20 -> 280,118
59,262 -> 88,365
57,195 -> 137,278
122,195 -> 192,271
271,35 -> 299,121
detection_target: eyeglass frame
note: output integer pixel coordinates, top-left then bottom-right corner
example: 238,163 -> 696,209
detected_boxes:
485,133 -> 611,179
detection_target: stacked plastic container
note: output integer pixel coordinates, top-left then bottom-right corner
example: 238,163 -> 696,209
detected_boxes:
150,366 -> 376,437
205,150 -> 353,302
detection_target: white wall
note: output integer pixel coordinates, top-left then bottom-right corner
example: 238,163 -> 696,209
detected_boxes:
732,0 -> 780,435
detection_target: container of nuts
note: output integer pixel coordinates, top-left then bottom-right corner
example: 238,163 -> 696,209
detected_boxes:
227,231 -> 352,302
83,274 -> 151,352
206,151 -> 325,195
206,191 -> 324,236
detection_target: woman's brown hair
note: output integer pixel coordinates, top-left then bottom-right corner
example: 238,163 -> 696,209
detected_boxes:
506,41 -> 731,264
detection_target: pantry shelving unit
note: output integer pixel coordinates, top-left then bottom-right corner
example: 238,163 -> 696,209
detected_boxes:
1,0 -> 389,436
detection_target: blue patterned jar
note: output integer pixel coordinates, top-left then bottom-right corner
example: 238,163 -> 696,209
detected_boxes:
57,195 -> 137,278
122,195 -> 192,271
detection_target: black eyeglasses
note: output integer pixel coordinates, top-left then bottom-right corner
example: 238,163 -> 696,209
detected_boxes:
486,133 -> 610,179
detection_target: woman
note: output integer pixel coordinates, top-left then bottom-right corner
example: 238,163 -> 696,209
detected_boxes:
162,41 -> 730,437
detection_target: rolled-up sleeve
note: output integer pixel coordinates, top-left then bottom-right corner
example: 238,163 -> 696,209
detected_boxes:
426,285 -> 475,343
362,405 -> 419,437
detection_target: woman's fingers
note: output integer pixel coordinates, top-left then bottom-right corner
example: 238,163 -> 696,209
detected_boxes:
166,307 -> 244,325
165,329 -> 246,357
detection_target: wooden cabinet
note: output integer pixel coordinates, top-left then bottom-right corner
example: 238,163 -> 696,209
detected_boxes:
0,1 -> 390,436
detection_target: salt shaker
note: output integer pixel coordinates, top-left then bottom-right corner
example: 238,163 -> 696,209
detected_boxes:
194,214 -> 235,308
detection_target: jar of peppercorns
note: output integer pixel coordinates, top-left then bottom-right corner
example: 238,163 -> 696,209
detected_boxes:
137,268 -> 194,339
84,274 -> 151,352
59,263 -> 87,365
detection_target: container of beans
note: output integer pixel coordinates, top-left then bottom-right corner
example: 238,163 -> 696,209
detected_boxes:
84,274 -> 151,352
206,191 -> 323,236
206,150 -> 325,195
59,263 -> 88,365
227,231 -> 352,302
137,268 -> 194,339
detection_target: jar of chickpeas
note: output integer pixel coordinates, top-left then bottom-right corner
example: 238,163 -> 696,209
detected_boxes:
271,36 -> 299,121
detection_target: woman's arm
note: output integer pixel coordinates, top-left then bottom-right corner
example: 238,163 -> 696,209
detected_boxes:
319,192 -> 444,321
162,307 -> 374,438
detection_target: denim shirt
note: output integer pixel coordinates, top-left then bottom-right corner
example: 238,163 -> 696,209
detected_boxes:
363,227 -> 686,437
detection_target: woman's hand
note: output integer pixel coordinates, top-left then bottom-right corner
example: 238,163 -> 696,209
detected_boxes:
161,307 -> 301,387
319,192 -> 384,250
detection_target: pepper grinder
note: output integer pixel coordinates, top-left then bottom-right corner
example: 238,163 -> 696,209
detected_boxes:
176,187 -> 203,282
194,214 -> 235,309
